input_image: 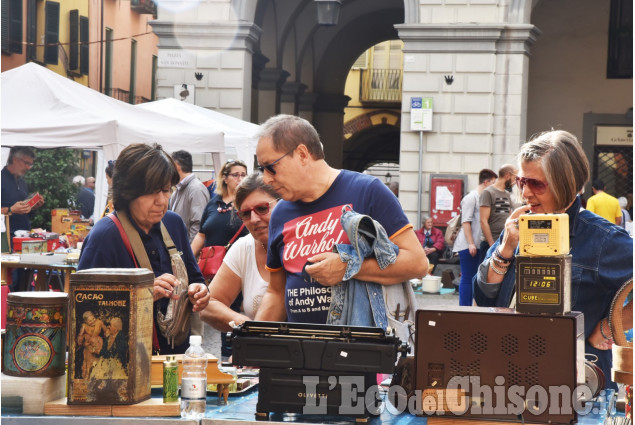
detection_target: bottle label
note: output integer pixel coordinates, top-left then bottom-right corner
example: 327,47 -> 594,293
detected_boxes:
163,366 -> 179,402
181,377 -> 207,400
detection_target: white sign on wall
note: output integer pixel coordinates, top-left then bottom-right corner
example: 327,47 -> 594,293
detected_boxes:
158,50 -> 196,68
596,126 -> 633,146
410,97 -> 433,131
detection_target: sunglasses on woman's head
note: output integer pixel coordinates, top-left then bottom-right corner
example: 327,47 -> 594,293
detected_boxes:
237,199 -> 279,221
515,176 -> 548,195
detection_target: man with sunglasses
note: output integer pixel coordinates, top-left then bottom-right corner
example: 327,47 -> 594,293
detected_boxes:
254,114 -> 427,325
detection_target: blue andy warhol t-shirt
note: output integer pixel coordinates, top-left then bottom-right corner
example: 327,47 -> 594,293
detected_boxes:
266,170 -> 412,323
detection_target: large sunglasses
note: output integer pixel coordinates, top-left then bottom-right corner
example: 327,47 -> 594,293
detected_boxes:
237,199 -> 279,221
515,176 -> 549,195
257,149 -> 294,175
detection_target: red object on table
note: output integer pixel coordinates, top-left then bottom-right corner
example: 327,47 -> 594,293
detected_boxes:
11,237 -> 41,252
11,237 -> 60,253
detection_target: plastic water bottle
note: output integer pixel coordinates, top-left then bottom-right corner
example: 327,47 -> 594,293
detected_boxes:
180,335 -> 207,419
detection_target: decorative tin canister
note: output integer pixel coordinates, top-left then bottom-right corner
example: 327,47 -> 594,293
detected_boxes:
3,292 -> 68,377
67,268 -> 154,405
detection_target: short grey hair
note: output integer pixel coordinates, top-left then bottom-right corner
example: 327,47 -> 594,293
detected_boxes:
518,130 -> 589,211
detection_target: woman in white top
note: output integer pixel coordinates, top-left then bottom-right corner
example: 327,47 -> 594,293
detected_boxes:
200,174 -> 279,331
452,169 -> 497,306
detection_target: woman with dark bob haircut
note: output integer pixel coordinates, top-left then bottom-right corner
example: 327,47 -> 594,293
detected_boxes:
474,130 -> 633,389
79,143 -> 210,354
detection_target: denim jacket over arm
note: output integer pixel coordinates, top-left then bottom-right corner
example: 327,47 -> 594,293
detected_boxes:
327,205 -> 417,345
474,196 -> 633,388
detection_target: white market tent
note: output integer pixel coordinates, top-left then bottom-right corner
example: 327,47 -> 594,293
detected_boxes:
1,62 -> 226,220
136,98 -> 259,173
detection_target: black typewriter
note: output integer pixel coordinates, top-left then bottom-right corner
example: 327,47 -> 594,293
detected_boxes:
229,321 -> 408,421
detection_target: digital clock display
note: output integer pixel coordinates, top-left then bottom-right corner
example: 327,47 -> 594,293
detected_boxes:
528,219 -> 552,229
522,278 -> 557,291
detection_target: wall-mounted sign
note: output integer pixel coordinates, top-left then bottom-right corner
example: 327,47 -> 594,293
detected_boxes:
596,126 -> 633,146
158,50 -> 196,68
410,97 -> 432,131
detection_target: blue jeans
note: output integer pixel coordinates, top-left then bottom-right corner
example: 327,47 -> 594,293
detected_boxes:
458,248 -> 480,306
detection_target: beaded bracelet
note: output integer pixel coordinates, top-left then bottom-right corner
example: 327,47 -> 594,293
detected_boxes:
494,247 -> 514,263
489,259 -> 508,275
599,318 -> 613,340
491,255 -> 511,269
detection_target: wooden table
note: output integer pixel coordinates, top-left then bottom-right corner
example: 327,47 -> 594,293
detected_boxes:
1,257 -> 76,292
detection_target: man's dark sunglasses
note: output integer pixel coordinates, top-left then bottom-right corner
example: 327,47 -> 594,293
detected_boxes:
257,149 -> 294,175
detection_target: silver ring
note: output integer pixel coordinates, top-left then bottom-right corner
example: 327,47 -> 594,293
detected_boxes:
513,218 -> 519,224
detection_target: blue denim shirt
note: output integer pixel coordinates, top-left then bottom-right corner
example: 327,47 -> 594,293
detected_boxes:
474,196 -> 633,388
327,206 -> 417,346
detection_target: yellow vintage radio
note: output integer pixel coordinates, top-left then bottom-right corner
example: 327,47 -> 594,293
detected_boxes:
518,213 -> 569,256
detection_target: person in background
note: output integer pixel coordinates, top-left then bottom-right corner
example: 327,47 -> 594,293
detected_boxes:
1,146 -> 44,291
474,130 -> 632,389
78,143 -> 210,354
102,160 -> 116,217
75,175 -> 95,221
586,178 -> 622,225
253,114 -> 427,324
452,168 -> 497,306
190,159 -> 248,360
191,159 -> 249,259
618,196 -> 632,236
415,216 -> 445,272
2,147 -> 44,238
200,174 -> 280,332
170,150 -> 210,243
479,164 -> 517,263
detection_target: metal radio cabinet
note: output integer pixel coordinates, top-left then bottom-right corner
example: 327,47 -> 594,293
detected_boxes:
415,306 -> 585,424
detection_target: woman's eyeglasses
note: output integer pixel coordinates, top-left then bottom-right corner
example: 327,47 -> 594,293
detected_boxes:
257,149 -> 294,175
228,172 -> 247,179
515,176 -> 548,195
237,199 -> 279,221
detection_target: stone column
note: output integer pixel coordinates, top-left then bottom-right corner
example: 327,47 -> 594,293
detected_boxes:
394,23 -> 539,223
151,20 -> 261,121
313,93 -> 351,168
298,92 -> 318,122
280,82 -> 307,115
493,25 -> 540,165
255,68 -> 290,123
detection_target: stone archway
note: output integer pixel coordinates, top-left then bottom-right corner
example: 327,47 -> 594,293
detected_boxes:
343,110 -> 401,172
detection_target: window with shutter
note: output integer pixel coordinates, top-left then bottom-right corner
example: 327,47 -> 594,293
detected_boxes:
607,0 -> 633,78
80,16 -> 89,75
105,28 -> 113,95
44,1 -> 60,64
129,39 -> 137,104
1,0 -> 9,53
2,0 -> 23,54
352,51 -> 368,69
69,9 -> 79,70
26,0 -> 36,60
